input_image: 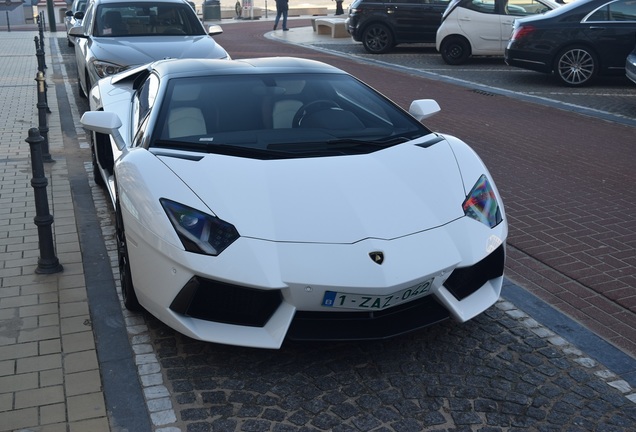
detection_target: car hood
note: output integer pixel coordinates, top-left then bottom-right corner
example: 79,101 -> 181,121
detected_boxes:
157,139 -> 468,244
90,35 -> 228,66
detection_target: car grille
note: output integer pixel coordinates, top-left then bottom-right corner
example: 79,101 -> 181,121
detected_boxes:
170,277 -> 282,327
443,244 -> 505,301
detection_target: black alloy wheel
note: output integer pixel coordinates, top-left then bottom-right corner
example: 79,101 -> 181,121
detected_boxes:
362,23 -> 394,54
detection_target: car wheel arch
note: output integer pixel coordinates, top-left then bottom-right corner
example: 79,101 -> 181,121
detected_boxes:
360,21 -> 396,54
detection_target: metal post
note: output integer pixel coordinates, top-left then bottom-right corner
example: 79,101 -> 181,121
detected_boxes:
37,13 -> 47,70
34,37 -> 51,114
5,11 -> 10,32
34,36 -> 46,74
46,0 -> 56,33
35,71 -> 53,163
25,128 -> 63,275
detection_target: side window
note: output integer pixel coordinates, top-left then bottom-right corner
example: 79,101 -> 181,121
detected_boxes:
587,5 -> 611,20
506,0 -> 550,16
82,2 -> 95,33
132,74 -> 160,146
609,0 -> 636,21
464,0 -> 497,14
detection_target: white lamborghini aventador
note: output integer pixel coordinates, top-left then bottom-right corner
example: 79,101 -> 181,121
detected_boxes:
80,57 -> 508,349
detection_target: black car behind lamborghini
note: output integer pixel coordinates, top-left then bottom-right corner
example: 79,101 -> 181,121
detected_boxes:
505,0 -> 636,86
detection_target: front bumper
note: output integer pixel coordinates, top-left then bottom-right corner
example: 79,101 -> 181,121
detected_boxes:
127,215 -> 507,349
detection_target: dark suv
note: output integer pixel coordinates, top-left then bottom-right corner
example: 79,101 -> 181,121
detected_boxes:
347,0 -> 450,54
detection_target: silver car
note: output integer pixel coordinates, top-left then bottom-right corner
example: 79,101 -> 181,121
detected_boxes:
64,0 -> 88,47
69,0 -> 229,98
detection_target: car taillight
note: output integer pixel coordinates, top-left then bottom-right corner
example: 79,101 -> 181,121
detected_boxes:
511,25 -> 535,41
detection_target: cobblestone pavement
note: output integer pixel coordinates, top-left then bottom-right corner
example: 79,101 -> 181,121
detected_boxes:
136,304 -> 636,431
47,19 -> 636,431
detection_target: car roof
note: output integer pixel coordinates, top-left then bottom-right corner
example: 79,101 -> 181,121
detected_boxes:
151,57 -> 346,78
111,57 -> 347,86
91,0 -> 191,4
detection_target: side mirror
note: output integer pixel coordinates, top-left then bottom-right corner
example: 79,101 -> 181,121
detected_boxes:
208,24 -> 223,36
69,26 -> 86,37
408,99 -> 441,121
81,111 -> 127,151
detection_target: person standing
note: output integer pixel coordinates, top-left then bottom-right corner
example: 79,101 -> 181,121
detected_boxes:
273,0 -> 289,31
335,0 -> 344,15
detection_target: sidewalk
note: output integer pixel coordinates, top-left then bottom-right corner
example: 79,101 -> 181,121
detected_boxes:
0,32 -> 110,431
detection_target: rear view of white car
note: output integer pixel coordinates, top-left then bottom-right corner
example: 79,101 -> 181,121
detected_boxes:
436,0 -> 558,65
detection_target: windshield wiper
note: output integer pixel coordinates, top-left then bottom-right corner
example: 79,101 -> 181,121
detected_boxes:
153,140 -> 300,159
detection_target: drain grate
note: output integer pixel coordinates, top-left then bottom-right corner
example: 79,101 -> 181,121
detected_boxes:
471,89 -> 497,96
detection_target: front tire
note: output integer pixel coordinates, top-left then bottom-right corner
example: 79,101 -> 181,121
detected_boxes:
554,45 -> 597,87
440,36 -> 471,65
116,200 -> 142,311
361,23 -> 394,54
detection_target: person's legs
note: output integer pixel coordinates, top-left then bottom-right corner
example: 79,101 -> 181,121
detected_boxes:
273,11 -> 281,29
282,10 -> 288,30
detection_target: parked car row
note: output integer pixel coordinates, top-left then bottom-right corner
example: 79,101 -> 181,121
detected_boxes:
347,0 -> 636,87
65,0 -> 509,348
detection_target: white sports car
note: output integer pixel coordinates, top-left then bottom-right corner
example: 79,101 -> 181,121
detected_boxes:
81,57 -> 508,349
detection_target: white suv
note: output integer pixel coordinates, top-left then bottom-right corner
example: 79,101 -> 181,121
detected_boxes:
436,0 -> 558,65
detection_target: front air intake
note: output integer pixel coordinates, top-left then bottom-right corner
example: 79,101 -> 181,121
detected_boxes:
170,277 -> 282,327
443,245 -> 505,301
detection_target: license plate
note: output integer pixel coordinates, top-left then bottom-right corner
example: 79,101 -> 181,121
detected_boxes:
321,279 -> 433,310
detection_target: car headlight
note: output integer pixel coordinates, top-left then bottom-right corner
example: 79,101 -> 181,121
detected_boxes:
160,199 -> 239,256
462,175 -> 502,228
92,60 -> 127,79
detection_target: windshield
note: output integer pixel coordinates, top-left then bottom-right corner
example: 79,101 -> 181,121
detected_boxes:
151,73 -> 432,159
95,2 -> 205,37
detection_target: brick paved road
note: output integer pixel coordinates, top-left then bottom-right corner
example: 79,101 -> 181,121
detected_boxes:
51,20 -> 636,431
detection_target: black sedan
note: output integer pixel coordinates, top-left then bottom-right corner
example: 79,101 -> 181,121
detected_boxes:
505,0 -> 636,86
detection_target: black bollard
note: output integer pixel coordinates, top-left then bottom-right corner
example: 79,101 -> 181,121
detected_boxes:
35,71 -> 53,163
34,36 -> 51,114
34,36 -> 46,74
25,128 -> 63,275
37,13 -> 47,70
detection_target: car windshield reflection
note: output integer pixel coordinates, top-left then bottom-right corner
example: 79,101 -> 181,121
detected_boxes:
151,73 -> 430,158
96,2 -> 205,37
